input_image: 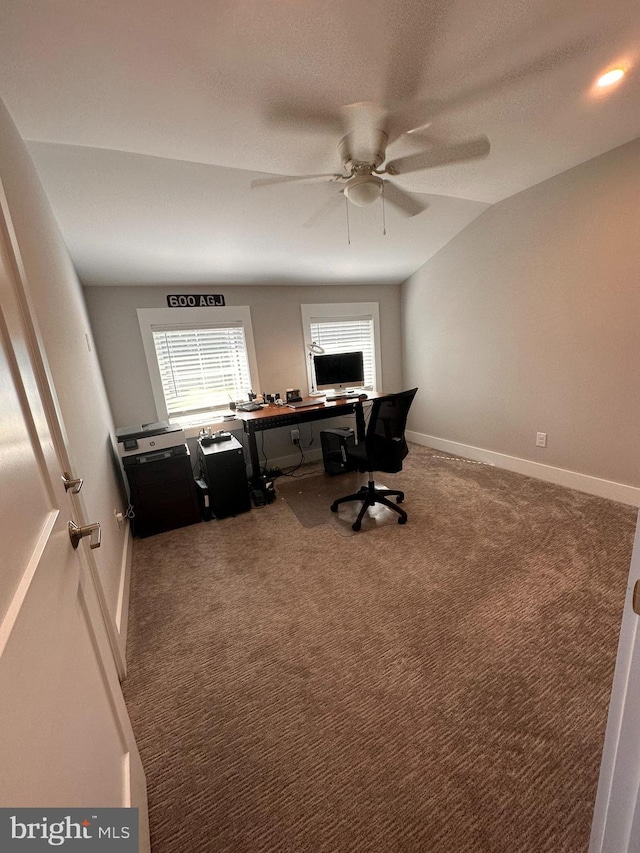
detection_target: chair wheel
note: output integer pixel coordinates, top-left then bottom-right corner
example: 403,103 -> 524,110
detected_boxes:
352,521 -> 361,532
398,516 -> 407,525
330,503 -> 338,513
396,496 -> 404,504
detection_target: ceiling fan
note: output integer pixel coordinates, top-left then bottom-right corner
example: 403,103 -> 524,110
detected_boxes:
251,101 -> 490,221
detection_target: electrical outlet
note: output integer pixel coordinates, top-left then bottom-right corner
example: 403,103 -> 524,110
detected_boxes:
536,432 -> 547,448
290,429 -> 300,444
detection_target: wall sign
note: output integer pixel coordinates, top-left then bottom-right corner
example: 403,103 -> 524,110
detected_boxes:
166,294 -> 225,308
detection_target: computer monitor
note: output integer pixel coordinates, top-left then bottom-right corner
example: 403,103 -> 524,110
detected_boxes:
313,351 -> 365,395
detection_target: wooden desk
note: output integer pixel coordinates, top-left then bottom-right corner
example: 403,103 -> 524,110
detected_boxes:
236,394 -> 379,482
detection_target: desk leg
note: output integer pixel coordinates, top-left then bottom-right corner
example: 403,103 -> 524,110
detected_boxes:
355,402 -> 366,442
246,425 -> 262,482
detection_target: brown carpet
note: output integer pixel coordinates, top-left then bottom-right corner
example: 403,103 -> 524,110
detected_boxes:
122,444 -> 637,853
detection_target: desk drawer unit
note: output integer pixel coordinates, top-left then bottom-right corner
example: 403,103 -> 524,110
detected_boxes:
197,436 -> 251,519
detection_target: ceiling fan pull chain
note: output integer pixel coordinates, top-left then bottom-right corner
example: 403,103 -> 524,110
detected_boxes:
345,194 -> 351,245
382,183 -> 387,236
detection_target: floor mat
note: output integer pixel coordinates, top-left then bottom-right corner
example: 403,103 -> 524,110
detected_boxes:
276,468 -> 402,536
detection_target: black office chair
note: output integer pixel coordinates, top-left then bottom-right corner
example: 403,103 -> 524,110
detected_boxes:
330,388 -> 418,531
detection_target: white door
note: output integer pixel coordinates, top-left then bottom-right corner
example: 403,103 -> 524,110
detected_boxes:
590,513 -> 640,853
0,195 -> 149,848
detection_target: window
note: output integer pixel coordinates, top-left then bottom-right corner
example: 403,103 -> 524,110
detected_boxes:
301,303 -> 381,392
152,324 -> 251,417
138,306 -> 260,423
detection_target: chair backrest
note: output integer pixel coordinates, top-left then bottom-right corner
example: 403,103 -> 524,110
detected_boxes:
364,388 -> 418,473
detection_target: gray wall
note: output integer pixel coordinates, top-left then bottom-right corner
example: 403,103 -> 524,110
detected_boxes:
402,137 -> 640,489
84,283 -> 402,463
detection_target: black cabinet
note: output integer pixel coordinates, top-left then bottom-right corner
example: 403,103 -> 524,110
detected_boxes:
124,446 -> 201,537
197,436 -> 251,519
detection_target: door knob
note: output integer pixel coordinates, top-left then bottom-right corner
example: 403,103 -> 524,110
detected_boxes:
68,520 -> 101,550
62,472 -> 84,494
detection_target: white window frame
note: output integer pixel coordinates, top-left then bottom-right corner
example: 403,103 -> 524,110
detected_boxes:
300,302 -> 382,394
137,306 -> 261,423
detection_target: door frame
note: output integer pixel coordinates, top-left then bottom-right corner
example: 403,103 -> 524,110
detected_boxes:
0,181 -> 127,679
0,177 -> 148,847
590,513 -> 640,852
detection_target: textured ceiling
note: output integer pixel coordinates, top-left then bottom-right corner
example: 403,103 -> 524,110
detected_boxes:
1,0 -> 639,286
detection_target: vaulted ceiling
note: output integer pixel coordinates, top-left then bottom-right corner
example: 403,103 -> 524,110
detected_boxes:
1,0 -> 639,286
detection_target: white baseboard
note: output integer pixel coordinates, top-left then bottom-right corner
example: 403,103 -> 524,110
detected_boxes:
406,431 -> 640,507
115,523 -> 133,672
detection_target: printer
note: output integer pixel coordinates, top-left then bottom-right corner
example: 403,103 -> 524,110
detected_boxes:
116,421 -> 186,458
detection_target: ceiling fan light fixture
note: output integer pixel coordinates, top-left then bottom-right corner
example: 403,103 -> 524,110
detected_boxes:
596,67 -> 625,87
345,174 -> 383,206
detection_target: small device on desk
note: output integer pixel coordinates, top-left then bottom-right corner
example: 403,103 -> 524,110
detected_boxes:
287,400 -> 325,410
200,429 -> 232,446
236,401 -> 263,412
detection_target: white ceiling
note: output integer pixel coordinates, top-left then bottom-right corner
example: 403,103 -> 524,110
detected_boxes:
1,0 -> 639,286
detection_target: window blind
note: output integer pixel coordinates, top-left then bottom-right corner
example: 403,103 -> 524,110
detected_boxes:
309,317 -> 375,388
152,324 -> 251,416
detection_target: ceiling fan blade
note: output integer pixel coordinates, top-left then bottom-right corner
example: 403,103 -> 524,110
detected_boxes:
386,136 -> 490,176
340,102 -> 387,135
385,99 -> 444,145
303,191 -> 344,229
383,182 -> 429,218
265,103 -> 342,133
383,0 -> 449,106
434,38 -> 592,127
251,173 -> 344,189
388,37 -> 591,140
340,102 -> 388,163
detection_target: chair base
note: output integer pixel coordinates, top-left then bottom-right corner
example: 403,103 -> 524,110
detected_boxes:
330,478 -> 407,532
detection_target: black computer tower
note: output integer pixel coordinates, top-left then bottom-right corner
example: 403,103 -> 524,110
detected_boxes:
320,428 -> 356,475
197,436 -> 251,519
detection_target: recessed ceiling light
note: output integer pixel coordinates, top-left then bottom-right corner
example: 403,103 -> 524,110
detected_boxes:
597,68 -> 625,87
